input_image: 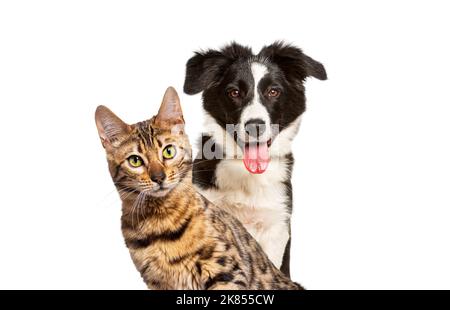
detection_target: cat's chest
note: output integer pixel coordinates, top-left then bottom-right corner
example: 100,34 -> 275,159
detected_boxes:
131,249 -> 202,290
160,270 -> 201,290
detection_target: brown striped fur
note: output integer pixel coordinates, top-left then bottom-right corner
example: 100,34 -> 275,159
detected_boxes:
95,87 -> 302,290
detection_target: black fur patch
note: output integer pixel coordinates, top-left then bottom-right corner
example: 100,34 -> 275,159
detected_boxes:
195,262 -> 202,275
233,280 -> 246,287
198,245 -> 215,260
216,256 -> 227,266
192,135 -> 221,189
125,216 -> 192,249
204,272 -> 235,290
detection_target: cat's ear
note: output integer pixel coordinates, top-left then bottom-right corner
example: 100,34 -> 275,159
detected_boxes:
155,86 -> 185,129
95,105 -> 131,148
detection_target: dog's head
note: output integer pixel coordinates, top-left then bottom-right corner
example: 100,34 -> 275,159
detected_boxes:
184,41 -> 327,173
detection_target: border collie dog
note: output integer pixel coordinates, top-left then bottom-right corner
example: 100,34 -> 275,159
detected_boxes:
183,42 -> 327,277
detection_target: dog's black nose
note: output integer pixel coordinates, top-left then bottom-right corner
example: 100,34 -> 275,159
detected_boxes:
151,171 -> 166,185
245,118 -> 266,137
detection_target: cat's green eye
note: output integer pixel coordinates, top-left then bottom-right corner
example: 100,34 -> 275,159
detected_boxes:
128,155 -> 143,168
162,145 -> 177,159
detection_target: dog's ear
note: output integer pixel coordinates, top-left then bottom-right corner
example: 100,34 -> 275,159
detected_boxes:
184,42 -> 253,95
258,41 -> 327,87
183,50 -> 228,95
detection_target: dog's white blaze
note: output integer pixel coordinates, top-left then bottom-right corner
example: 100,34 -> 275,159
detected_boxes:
238,62 -> 271,143
251,62 -> 268,96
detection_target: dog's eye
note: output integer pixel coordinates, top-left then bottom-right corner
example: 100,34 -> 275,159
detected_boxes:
228,89 -> 240,98
267,88 -> 280,98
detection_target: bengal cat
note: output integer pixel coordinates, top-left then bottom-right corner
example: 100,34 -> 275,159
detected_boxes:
95,87 -> 303,290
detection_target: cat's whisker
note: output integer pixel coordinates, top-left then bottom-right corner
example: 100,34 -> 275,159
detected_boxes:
140,191 -> 153,221
99,186 -> 143,209
190,169 -> 220,173
133,191 -> 147,228
135,193 -> 143,227
97,187 -> 123,207
188,159 -> 224,167
164,173 -> 211,188
131,192 -> 144,229
117,185 -> 141,197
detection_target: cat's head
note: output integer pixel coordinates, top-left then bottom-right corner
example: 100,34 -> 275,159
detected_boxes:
95,87 -> 192,198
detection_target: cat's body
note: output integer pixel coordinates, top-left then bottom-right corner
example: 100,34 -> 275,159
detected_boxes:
121,171 -> 300,290
95,87 -> 302,290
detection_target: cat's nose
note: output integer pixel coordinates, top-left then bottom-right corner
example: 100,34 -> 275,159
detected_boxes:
150,171 -> 166,185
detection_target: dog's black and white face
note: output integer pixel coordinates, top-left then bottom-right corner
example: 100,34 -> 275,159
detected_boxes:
184,42 -> 327,173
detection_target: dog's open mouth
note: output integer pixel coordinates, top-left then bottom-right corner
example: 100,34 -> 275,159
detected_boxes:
243,139 -> 272,174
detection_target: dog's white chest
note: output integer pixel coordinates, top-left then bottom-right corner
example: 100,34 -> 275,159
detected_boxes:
198,158 -> 291,268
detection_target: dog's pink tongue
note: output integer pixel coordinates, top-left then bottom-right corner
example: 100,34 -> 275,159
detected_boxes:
243,143 -> 270,174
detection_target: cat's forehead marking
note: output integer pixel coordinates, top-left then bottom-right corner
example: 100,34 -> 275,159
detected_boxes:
163,137 -> 177,144
136,120 -> 153,148
117,140 -> 139,159
137,139 -> 145,154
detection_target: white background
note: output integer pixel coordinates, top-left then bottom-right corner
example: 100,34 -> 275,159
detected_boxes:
0,0 -> 449,289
